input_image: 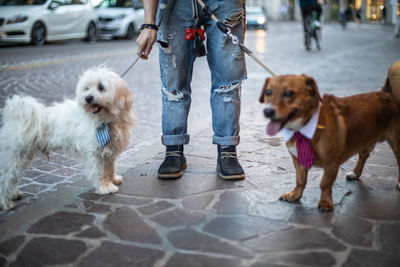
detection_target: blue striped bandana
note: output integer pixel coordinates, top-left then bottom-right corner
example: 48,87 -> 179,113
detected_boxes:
96,123 -> 111,147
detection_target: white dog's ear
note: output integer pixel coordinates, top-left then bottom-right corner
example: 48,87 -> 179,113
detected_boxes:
115,80 -> 133,112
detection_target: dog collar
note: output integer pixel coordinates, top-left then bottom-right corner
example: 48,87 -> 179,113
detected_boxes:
281,104 -> 321,142
96,123 -> 111,147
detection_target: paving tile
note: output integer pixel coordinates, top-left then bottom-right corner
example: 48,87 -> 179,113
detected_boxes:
75,226 -> 107,239
338,189 -> 400,220
0,257 -> 6,267
167,228 -> 253,258
286,206 -> 334,228
83,200 -> 112,213
259,251 -> 336,267
0,236 -> 25,256
182,194 -> 215,210
332,216 -> 374,247
103,206 -> 161,244
377,222 -> 400,255
150,208 -> 206,227
78,241 -> 164,267
18,184 -> 47,195
243,228 -> 347,253
100,194 -> 152,206
22,170 -> 45,179
342,249 -> 400,267
119,167 -> 247,199
34,174 -> 65,184
28,211 -> 95,235
51,167 -> 81,177
213,191 -> 250,215
203,215 -> 290,241
165,253 -> 242,267
34,163 -> 61,172
10,237 -> 86,266
137,200 -> 174,215
79,192 -> 103,201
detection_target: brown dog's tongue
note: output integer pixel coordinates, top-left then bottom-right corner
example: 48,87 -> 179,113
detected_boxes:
266,121 -> 281,136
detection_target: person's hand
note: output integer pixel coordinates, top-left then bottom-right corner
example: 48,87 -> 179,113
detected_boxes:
136,28 -> 157,60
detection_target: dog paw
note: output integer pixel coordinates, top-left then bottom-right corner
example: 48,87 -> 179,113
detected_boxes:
318,199 -> 334,212
279,191 -> 302,202
97,183 -> 119,194
112,174 -> 123,186
1,199 -> 16,211
12,190 -> 23,200
346,171 -> 359,180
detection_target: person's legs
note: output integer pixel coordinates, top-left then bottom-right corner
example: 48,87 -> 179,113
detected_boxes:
157,0 -> 196,178
202,0 -> 247,179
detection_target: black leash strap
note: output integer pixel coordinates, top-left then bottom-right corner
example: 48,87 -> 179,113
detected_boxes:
197,0 -> 276,76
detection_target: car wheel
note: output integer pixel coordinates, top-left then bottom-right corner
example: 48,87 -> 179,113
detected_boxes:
85,22 -> 97,43
125,23 -> 135,39
31,22 -> 46,46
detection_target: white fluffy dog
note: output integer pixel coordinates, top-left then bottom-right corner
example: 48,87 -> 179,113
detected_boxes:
0,67 -> 134,210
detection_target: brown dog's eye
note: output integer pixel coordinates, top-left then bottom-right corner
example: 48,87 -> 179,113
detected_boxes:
266,89 -> 272,96
283,90 -> 294,97
98,83 -> 105,92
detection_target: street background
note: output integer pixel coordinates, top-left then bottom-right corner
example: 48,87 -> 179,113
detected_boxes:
0,21 -> 400,266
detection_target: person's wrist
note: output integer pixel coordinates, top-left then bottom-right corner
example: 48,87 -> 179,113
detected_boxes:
140,24 -> 159,32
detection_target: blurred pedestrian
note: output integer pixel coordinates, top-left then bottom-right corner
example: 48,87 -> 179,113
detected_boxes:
136,0 -> 247,180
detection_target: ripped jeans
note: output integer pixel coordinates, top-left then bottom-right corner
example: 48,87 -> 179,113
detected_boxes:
157,0 -> 247,146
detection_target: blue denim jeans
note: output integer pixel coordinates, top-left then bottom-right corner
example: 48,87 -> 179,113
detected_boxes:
157,0 -> 247,146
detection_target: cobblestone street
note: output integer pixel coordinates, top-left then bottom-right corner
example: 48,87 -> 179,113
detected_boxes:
1,22 -> 400,266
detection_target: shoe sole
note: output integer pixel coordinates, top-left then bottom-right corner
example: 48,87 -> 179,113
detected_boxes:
217,165 -> 245,180
158,162 -> 187,179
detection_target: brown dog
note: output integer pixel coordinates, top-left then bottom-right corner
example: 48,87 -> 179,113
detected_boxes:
259,61 -> 400,211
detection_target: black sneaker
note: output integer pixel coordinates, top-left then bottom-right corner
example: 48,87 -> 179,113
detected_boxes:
158,145 -> 187,179
217,145 -> 245,180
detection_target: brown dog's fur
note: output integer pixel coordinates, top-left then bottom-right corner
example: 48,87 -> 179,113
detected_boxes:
259,61 -> 400,211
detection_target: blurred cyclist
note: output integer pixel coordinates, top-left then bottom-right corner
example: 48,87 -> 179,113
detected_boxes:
299,0 -> 324,30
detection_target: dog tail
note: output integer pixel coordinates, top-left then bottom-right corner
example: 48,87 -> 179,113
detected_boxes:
1,95 -> 46,143
382,61 -> 400,104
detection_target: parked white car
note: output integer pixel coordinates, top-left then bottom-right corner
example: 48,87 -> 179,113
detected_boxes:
0,0 -> 99,46
95,0 -> 144,39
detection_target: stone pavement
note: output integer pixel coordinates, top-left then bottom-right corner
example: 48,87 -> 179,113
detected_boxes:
1,24 -> 400,266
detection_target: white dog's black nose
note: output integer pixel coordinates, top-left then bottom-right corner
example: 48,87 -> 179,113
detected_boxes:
264,107 -> 276,118
85,95 -> 94,104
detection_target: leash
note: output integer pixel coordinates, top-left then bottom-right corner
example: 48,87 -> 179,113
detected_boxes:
196,0 -> 277,77
121,0 -> 174,78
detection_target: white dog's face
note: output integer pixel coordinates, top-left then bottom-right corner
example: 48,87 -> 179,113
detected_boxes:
76,67 -> 132,121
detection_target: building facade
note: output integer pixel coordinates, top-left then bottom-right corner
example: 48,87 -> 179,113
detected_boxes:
246,0 -> 398,25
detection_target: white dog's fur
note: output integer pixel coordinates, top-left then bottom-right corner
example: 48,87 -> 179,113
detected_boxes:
0,67 -> 134,210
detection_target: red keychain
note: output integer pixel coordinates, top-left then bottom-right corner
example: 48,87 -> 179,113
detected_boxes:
185,25 -> 205,41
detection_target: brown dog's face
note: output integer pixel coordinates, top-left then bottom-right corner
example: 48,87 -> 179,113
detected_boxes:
259,74 -> 321,135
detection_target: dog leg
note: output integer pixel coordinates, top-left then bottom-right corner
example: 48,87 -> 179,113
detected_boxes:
100,159 -> 119,194
318,165 -> 339,211
386,136 -> 400,190
280,157 -> 308,202
346,144 -> 375,180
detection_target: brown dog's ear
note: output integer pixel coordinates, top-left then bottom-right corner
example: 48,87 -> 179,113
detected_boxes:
302,74 -> 322,102
259,78 -> 270,103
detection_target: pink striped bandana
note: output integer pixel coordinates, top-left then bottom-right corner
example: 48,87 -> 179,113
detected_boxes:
294,132 -> 316,169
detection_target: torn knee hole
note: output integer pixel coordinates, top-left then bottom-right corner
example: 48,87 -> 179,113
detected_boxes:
162,87 -> 184,101
215,82 -> 242,94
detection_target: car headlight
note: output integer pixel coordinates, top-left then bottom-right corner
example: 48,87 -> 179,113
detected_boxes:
116,14 -> 126,20
7,14 -> 29,24
257,17 -> 266,25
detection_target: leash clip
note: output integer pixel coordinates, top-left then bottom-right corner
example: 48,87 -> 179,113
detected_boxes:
225,28 -> 238,45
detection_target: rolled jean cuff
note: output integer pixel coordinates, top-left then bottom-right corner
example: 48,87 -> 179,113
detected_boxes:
162,134 -> 190,146
212,135 -> 240,146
